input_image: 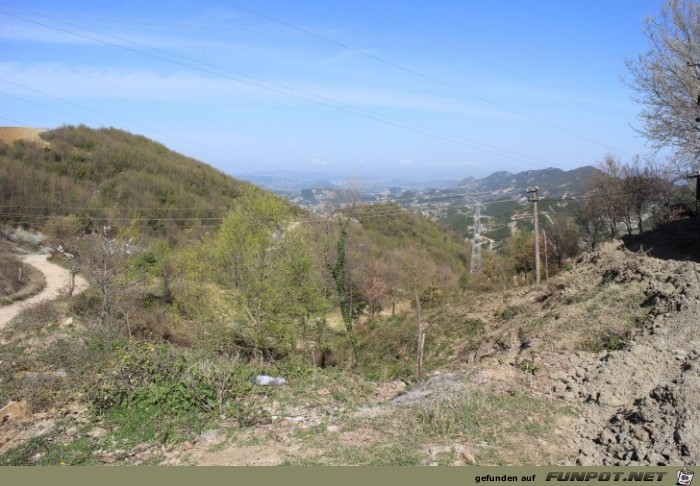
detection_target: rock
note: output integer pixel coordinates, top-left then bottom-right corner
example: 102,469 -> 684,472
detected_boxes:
326,424 -> 340,433
250,375 -> 286,386
600,429 -> 617,445
459,450 -> 476,465
0,400 -> 27,422
87,427 -> 107,438
646,451 -> 666,465
600,390 -> 626,407
577,455 -> 595,466
632,425 -> 647,442
199,429 -> 222,444
550,371 -> 569,382
579,442 -> 596,457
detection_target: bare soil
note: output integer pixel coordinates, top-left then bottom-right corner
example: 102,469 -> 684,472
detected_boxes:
0,127 -> 48,147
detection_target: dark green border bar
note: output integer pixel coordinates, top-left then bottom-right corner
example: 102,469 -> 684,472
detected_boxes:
1,465 -> 696,486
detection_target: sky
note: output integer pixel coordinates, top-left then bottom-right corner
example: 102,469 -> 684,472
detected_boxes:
0,0 -> 667,184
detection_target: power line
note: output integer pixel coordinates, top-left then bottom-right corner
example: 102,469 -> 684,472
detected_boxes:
0,4 -> 566,169
218,0 -> 632,157
0,193 -> 531,224
363,5 -> 634,128
0,91 -> 97,126
0,79 -> 318,183
363,4 -> 557,96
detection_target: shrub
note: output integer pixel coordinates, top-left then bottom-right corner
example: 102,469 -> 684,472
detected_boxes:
88,342 -> 254,431
577,328 -> 631,353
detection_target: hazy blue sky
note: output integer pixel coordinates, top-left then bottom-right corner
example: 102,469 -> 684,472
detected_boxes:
1,1 -> 665,183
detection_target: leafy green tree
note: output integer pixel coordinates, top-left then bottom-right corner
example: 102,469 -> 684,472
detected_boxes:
209,190 -> 326,359
326,220 -> 359,364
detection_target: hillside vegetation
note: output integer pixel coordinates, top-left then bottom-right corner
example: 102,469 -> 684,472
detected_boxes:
2,125 -> 697,466
0,125 -> 254,238
0,126 -> 487,464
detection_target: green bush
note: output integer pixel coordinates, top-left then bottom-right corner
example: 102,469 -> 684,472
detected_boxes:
577,328 -> 631,353
355,311 -> 486,382
89,342 -> 253,424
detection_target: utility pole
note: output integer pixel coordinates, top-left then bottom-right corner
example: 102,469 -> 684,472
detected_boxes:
543,230 -> 549,281
469,198 -> 482,274
688,170 -> 700,216
526,187 -> 541,284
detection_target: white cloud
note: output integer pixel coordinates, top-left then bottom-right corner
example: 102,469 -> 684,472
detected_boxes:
0,62 -> 285,103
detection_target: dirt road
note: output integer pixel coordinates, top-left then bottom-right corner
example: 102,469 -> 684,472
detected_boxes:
0,254 -> 88,329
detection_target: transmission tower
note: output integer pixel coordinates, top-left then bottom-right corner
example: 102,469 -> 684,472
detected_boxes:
470,199 -> 482,274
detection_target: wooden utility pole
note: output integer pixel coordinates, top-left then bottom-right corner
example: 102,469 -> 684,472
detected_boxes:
688,170 -> 700,216
527,187 -> 541,284
543,230 -> 549,281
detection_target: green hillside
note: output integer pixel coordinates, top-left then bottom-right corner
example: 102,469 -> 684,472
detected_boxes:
0,125 -> 478,362
0,125 -> 255,236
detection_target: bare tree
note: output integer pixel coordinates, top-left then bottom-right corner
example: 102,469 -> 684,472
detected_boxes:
620,158 -> 658,233
574,199 -> 607,251
594,154 -> 624,239
625,0 -> 700,156
545,216 -> 581,269
360,257 -> 388,317
70,232 -> 126,326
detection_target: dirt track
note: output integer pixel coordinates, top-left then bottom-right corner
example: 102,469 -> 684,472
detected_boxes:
0,254 -> 88,329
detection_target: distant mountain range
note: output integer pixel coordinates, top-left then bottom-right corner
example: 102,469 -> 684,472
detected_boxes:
453,166 -> 600,199
271,166 -> 600,243
239,173 -> 460,193
272,166 -> 599,208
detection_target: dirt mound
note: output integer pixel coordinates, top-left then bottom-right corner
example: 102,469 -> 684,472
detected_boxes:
456,241 -> 700,465
542,243 -> 700,465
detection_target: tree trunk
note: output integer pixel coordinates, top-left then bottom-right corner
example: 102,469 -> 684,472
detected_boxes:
68,271 -> 76,297
100,254 -> 110,325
